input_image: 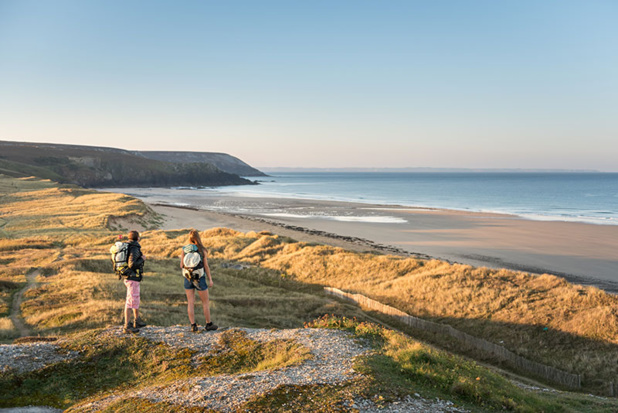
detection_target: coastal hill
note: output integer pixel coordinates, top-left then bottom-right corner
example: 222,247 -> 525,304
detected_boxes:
0,140 -> 259,187
137,151 -> 267,177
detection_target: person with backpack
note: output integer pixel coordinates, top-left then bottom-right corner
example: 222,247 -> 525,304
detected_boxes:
180,229 -> 217,332
121,230 -> 147,334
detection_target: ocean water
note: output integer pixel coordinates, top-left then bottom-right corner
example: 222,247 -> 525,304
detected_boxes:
204,172 -> 618,226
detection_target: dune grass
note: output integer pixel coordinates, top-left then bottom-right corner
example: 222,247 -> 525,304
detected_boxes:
0,176 -> 355,339
0,317 -> 18,341
17,252 -> 357,337
289,316 -> 618,413
198,328 -> 312,375
184,229 -> 618,393
0,279 -> 23,316
1,174 -> 617,404
0,175 -> 153,240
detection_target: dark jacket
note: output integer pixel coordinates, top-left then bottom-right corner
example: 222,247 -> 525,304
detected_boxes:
126,240 -> 144,282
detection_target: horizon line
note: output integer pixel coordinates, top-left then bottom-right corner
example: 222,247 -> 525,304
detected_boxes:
257,167 -> 609,173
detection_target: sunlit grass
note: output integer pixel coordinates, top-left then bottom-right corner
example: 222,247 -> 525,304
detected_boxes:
20,254 -> 357,336
305,315 -> 618,413
0,175 -> 153,239
191,229 -> 618,392
198,329 -> 312,375
2,174 -> 617,398
0,317 -> 18,341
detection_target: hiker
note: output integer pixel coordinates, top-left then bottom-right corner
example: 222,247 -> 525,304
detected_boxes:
123,230 -> 146,334
180,229 -> 217,332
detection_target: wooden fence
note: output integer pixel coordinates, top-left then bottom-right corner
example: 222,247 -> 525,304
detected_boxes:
325,287 -> 583,390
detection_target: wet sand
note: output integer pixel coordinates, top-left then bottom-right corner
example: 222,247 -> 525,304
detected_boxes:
107,187 -> 618,293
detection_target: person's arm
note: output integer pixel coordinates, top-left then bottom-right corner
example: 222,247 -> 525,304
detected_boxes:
128,246 -> 145,270
202,248 -> 213,288
180,250 -> 185,269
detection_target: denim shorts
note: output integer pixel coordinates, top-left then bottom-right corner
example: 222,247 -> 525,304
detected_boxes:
184,276 -> 207,290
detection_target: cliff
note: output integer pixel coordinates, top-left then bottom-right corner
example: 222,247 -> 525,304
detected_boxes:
0,140 -> 256,187
137,151 -> 267,177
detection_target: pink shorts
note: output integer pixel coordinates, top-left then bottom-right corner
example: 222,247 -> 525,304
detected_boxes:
124,279 -> 140,309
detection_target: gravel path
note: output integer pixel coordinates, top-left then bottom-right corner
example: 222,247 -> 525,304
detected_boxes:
0,341 -> 77,374
1,326 -> 469,412
78,326 -> 371,412
9,269 -> 40,337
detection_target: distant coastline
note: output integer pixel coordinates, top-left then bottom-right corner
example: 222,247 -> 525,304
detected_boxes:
259,167 -> 603,173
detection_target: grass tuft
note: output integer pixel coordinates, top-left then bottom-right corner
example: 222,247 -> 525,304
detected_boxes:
199,329 -> 312,375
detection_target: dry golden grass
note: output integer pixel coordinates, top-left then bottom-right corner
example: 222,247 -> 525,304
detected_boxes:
19,253 -> 351,336
2,175 -> 617,393
192,229 -> 618,389
0,317 -> 18,340
14,226 -> 347,336
0,176 -> 152,239
0,175 -> 157,339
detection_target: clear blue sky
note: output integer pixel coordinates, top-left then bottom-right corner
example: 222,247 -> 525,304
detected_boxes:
1,1 -> 616,170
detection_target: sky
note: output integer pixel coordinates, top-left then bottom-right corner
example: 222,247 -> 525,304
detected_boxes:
0,1 -> 617,171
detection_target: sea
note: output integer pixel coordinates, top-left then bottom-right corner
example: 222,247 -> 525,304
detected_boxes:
205,172 -> 618,226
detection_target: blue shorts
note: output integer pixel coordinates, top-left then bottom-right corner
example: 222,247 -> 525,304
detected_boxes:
184,276 -> 207,290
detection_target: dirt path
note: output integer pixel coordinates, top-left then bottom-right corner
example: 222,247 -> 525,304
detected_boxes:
0,217 -> 8,237
10,268 -> 39,337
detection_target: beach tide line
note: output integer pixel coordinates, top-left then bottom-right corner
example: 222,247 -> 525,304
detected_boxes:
262,213 -> 407,224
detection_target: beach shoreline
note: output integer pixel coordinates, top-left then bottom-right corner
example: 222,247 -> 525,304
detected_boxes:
103,187 -> 618,294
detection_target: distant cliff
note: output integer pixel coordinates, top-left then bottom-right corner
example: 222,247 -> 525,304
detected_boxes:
0,141 -> 256,187
137,151 -> 266,177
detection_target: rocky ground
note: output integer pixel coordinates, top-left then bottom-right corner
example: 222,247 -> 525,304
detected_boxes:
0,340 -> 78,374
1,326 -> 469,412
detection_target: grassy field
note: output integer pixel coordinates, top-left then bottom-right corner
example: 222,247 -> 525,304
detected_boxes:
180,229 -> 617,394
1,174 -> 618,411
0,175 -> 359,339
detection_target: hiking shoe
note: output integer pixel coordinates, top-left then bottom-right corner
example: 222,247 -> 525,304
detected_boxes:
123,325 -> 139,334
205,322 -> 218,331
191,323 -> 198,333
134,318 -> 147,328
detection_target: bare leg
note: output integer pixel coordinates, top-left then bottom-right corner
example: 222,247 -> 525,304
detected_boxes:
197,289 -> 211,324
124,307 -> 131,326
185,289 -> 196,325
133,309 -> 139,324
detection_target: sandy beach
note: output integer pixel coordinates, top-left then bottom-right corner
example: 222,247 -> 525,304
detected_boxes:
107,187 -> 618,293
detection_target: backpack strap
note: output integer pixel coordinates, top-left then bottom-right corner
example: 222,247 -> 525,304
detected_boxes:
183,244 -> 199,254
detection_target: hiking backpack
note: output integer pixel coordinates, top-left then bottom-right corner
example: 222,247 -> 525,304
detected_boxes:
182,244 -> 205,288
110,241 -> 130,278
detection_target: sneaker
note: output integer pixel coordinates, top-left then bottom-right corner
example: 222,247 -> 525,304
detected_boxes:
205,322 -> 218,331
191,323 -> 198,333
123,325 -> 139,334
134,318 -> 147,328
